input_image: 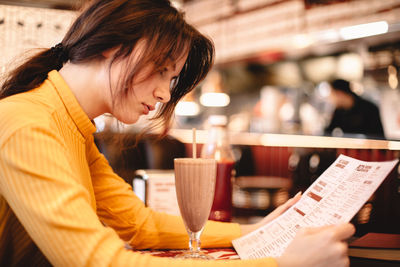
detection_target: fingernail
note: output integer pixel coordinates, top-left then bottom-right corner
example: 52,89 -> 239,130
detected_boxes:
295,191 -> 302,197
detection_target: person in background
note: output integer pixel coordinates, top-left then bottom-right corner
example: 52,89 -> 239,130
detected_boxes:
0,0 -> 354,266
325,79 -> 385,138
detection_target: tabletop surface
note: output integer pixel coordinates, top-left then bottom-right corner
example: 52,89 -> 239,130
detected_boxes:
138,247 -> 400,266
139,248 -> 239,260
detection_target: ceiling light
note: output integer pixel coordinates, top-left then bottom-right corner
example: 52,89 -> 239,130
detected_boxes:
339,21 -> 388,40
292,34 -> 313,49
175,101 -> 200,116
200,92 -> 230,107
200,70 -> 230,107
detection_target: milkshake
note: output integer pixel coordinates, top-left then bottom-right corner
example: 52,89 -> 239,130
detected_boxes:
174,158 -> 216,232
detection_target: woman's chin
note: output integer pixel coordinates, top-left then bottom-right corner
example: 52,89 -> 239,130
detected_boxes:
113,114 -> 139,125
122,118 -> 139,125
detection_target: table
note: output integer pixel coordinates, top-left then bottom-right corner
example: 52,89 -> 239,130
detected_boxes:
139,248 -> 239,260
139,247 -> 400,266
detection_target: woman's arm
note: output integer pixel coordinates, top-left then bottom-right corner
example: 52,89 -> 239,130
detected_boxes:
0,125 -> 127,266
0,124 -> 276,267
87,137 -> 242,249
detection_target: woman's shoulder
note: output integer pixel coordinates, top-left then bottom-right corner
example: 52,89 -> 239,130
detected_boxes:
0,89 -> 54,117
0,90 -> 57,144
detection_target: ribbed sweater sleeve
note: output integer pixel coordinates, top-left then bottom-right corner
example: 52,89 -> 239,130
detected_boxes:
0,124 -> 277,267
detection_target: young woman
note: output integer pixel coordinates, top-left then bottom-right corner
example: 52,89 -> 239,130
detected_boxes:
0,0 -> 354,266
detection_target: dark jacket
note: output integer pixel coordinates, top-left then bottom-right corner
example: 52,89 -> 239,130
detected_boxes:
326,96 -> 384,138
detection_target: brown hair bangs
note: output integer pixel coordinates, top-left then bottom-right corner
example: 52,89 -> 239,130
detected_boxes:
113,7 -> 214,132
153,32 -> 214,132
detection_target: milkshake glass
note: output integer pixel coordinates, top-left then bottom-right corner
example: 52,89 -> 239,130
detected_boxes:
174,158 -> 216,259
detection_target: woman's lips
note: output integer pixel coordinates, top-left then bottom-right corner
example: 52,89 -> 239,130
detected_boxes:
142,104 -> 149,115
142,104 -> 155,115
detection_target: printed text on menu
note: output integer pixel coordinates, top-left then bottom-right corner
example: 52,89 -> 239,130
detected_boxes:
232,154 -> 398,259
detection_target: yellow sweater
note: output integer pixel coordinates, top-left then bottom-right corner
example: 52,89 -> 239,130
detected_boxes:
0,70 -> 276,267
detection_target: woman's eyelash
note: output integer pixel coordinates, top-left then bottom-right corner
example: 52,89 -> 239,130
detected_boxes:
160,67 -> 168,75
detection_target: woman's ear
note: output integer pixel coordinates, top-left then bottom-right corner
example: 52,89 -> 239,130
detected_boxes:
102,47 -> 119,59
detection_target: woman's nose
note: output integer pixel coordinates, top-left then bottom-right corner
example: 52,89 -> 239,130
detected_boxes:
154,81 -> 171,103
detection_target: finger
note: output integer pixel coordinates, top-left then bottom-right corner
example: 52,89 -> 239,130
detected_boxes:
300,224 -> 335,235
332,223 -> 355,241
342,256 -> 350,267
274,192 -> 302,213
338,242 -> 348,257
300,223 -> 355,239
334,244 -> 350,267
288,191 -> 302,205
268,192 -> 301,218
259,192 -> 303,226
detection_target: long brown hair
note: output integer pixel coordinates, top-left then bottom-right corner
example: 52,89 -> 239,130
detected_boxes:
0,0 -> 214,131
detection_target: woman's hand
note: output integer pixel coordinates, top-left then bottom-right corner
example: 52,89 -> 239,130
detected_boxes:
276,223 -> 355,267
240,192 -> 302,236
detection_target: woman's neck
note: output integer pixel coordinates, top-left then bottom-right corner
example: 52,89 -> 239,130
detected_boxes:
59,61 -> 110,120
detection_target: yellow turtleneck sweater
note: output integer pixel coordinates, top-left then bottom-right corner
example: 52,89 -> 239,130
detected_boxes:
0,70 -> 276,266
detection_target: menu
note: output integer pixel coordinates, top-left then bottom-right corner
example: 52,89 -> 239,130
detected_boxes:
232,154 -> 398,259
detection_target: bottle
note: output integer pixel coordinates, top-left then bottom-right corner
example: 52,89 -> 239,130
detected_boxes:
201,115 -> 235,222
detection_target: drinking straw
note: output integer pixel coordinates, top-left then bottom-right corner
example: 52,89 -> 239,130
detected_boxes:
192,128 -> 196,159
